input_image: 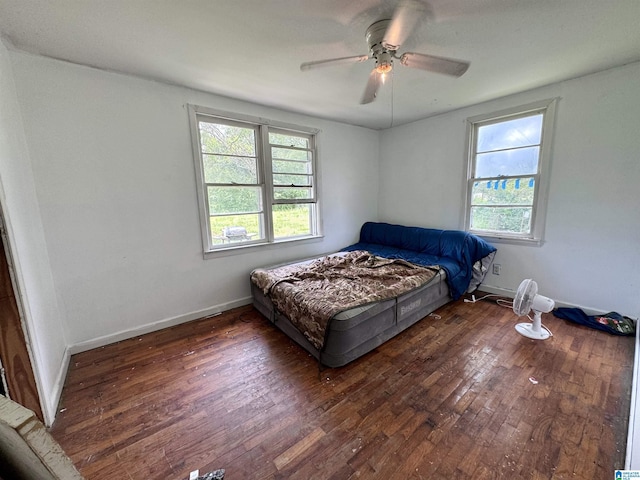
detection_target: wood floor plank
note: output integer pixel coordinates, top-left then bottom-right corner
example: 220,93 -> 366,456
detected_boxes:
49,298 -> 635,479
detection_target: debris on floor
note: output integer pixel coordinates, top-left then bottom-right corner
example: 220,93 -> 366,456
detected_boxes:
191,469 -> 225,480
202,470 -> 225,480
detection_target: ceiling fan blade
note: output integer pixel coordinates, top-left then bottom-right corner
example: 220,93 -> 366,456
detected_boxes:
300,54 -> 370,71
400,52 -> 470,77
360,69 -> 383,104
383,0 -> 432,51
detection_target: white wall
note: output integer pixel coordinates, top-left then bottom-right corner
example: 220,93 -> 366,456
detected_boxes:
379,61 -> 640,319
0,40 -> 67,425
9,52 -> 380,350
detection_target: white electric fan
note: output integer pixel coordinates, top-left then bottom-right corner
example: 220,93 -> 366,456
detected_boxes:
512,279 -> 555,340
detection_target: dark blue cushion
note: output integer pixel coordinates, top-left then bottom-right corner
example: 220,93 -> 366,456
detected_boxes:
553,308 -> 635,335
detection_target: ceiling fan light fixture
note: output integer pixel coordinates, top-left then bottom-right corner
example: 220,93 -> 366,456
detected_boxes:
375,62 -> 393,74
375,52 -> 393,74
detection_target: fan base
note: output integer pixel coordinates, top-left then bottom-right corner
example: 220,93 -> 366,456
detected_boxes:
515,322 -> 550,340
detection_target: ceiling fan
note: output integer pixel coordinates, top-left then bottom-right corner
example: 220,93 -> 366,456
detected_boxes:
300,0 -> 470,104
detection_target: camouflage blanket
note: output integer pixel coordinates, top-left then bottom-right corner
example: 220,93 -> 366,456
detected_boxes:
250,251 -> 439,351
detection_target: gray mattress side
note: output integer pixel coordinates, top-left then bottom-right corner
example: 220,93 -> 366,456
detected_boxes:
250,269 -> 450,368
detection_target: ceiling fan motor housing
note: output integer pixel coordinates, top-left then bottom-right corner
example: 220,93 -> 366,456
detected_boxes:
366,19 -> 393,54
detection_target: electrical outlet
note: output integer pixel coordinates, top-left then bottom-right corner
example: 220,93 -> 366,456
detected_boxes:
492,264 -> 501,275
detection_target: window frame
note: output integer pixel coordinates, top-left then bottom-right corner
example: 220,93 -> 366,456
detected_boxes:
463,98 -> 557,245
188,104 -> 322,257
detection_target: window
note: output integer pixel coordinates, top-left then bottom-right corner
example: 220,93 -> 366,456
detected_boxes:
464,99 -> 556,244
188,105 -> 321,254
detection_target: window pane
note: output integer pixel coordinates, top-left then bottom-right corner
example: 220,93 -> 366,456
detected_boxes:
475,147 -> 539,178
470,206 -> 532,234
273,173 -> 312,186
477,114 -> 543,153
269,132 -> 309,149
203,154 -> 258,184
273,159 -> 311,174
274,187 -> 313,201
471,177 -> 536,206
271,147 -> 310,162
210,214 -> 263,245
273,204 -> 313,238
207,186 -> 262,214
199,122 -> 256,156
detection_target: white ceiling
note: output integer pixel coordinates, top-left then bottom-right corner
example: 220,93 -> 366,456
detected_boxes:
1,0 -> 639,130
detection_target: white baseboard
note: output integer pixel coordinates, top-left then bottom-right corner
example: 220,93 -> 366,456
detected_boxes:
44,348 -> 71,427
67,296 -> 253,355
478,285 -> 611,316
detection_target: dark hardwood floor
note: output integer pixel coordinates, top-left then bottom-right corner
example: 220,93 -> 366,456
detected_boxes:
49,295 -> 635,480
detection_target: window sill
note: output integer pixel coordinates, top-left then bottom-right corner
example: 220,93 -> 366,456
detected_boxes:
473,232 -> 544,247
203,234 -> 325,259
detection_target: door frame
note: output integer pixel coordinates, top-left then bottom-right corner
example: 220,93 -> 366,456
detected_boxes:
0,204 -> 45,422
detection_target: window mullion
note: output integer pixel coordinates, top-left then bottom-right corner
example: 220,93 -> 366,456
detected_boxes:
307,138 -> 317,204
260,125 -> 274,242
